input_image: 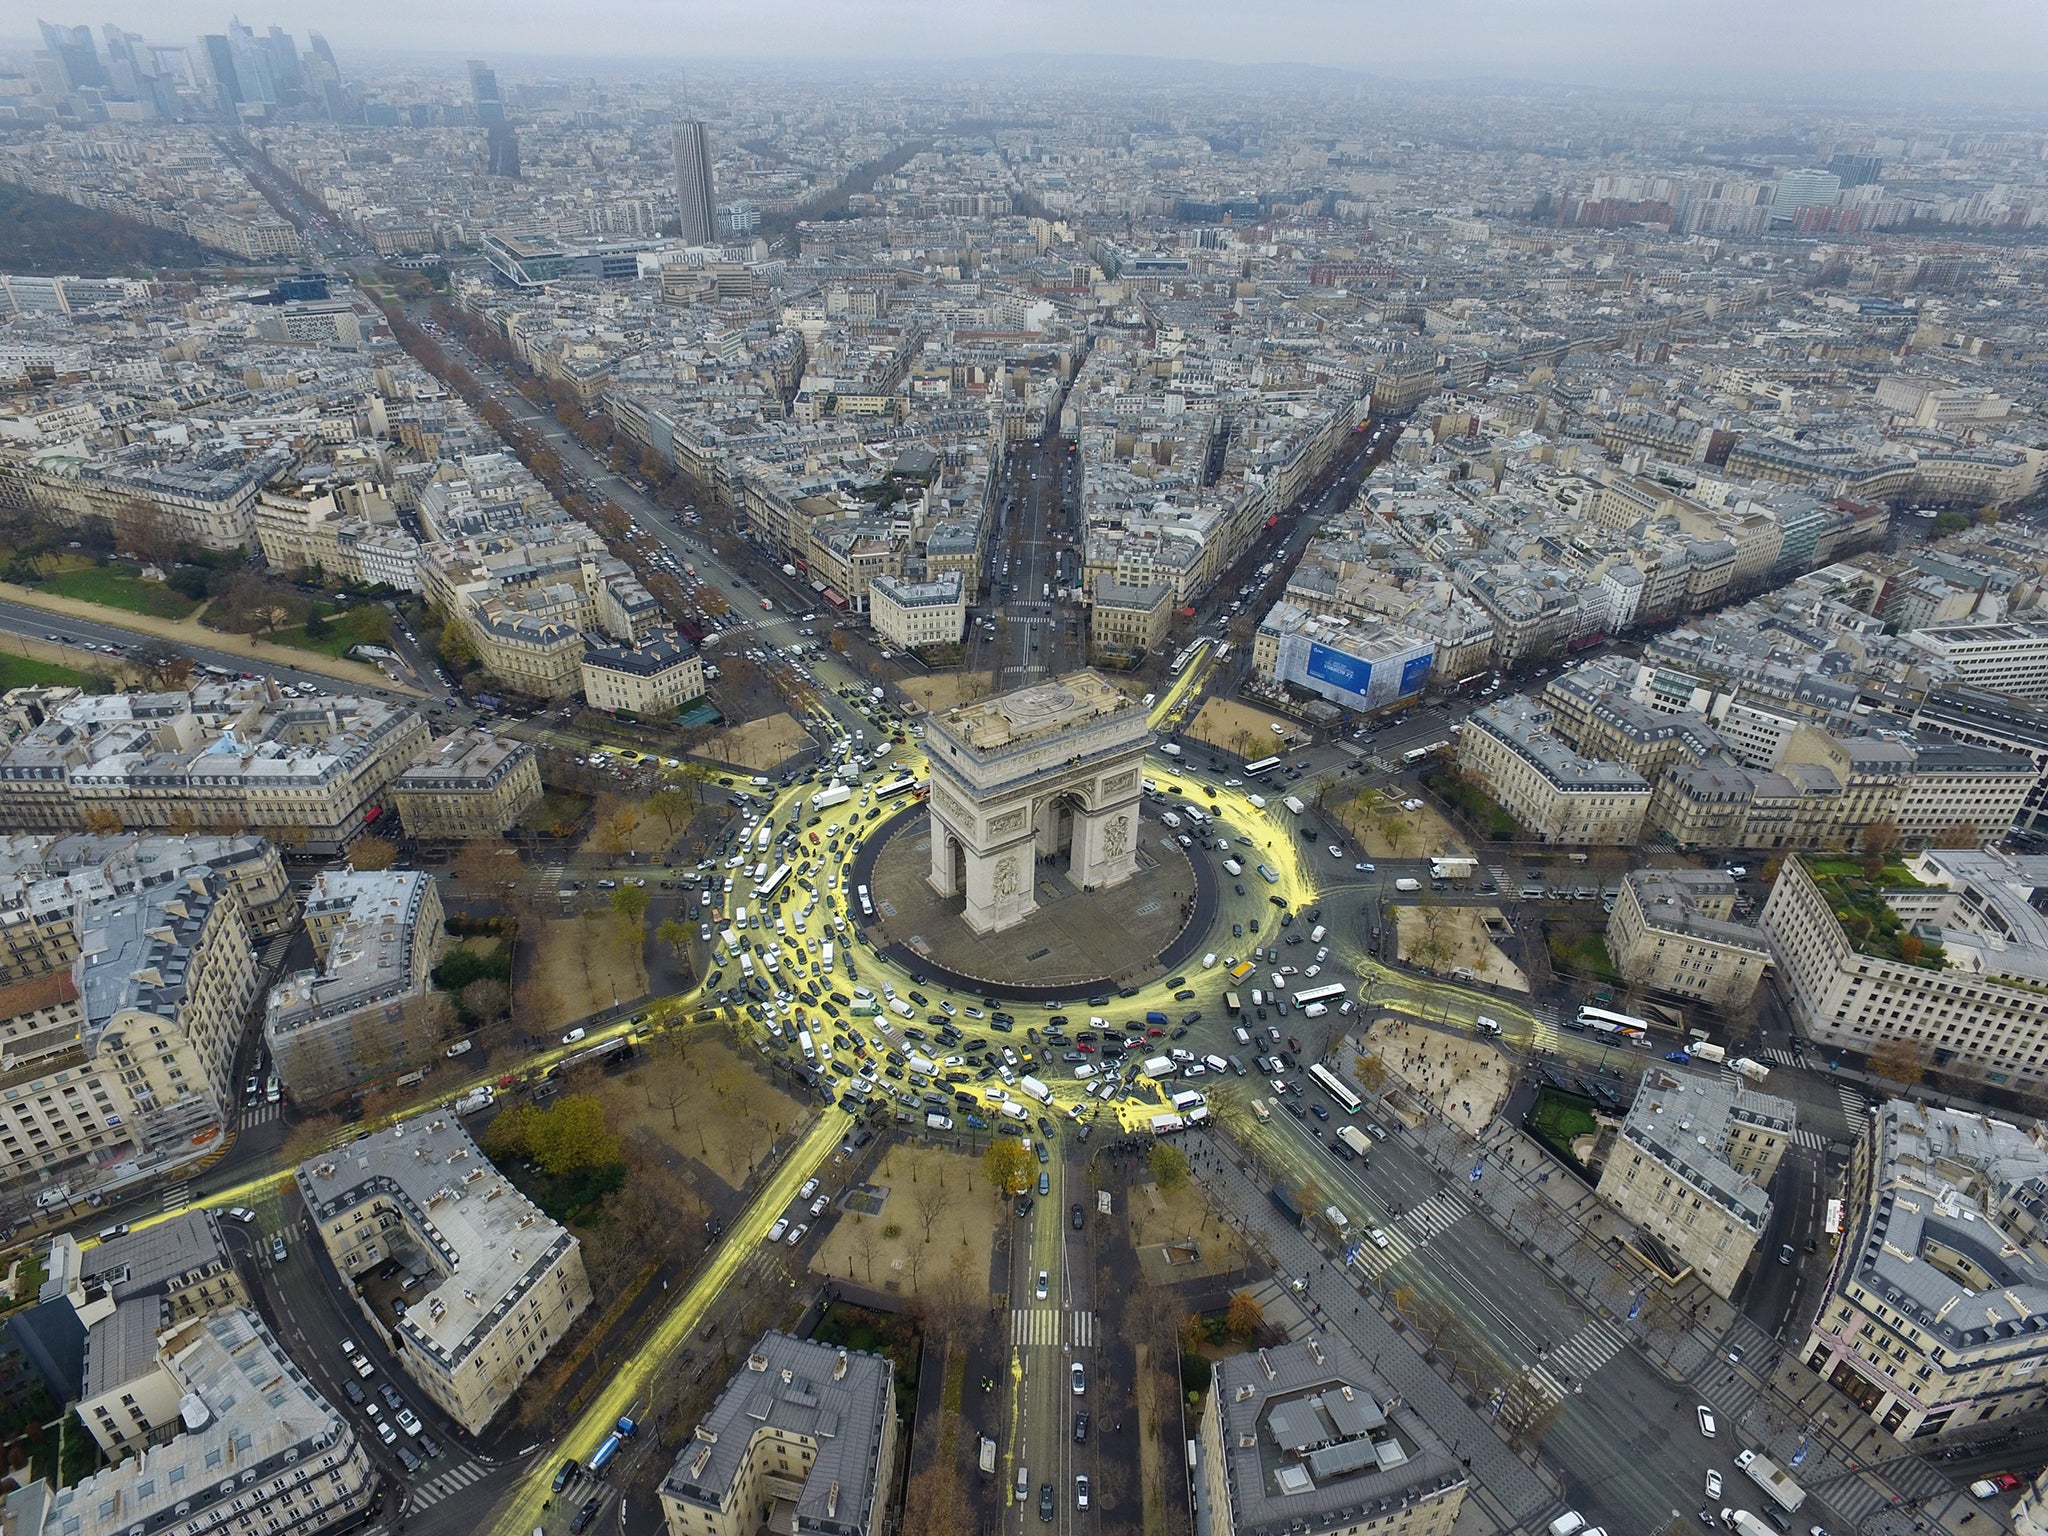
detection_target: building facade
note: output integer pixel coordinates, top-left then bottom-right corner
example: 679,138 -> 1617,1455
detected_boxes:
868,571 -> 966,651
658,1332 -> 897,1536
296,1111 -> 591,1433
388,729 -> 542,841
1456,696 -> 1651,845
1798,1100 -> 2048,1439
580,632 -> 705,717
1595,1066 -> 1791,1299
1607,870 -> 1771,1009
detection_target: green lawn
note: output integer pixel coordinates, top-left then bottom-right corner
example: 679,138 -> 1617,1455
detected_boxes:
270,623 -> 358,657
40,565 -> 199,619
1548,928 -> 1617,982
1528,1088 -> 1599,1167
0,654 -> 104,691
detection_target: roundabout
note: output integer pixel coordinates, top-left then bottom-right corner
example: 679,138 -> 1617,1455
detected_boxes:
852,803 -> 1216,997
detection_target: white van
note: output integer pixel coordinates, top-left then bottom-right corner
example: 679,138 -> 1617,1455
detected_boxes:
1223,858 -> 1243,876
889,997 -> 915,1018
1303,1002 -> 1328,1018
739,952 -> 757,979
1250,988 -> 1264,1007
1309,924 -> 1327,944
821,941 -> 836,971
1202,952 -> 1218,969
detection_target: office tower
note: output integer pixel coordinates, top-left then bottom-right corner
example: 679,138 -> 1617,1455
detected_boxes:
1828,151 -> 1883,189
227,21 -> 275,104
1770,167 -> 1841,225
308,31 -> 339,75
674,120 -> 717,247
468,58 -> 504,125
37,21 -> 105,91
486,123 -> 520,179
264,27 -> 302,90
201,34 -> 242,114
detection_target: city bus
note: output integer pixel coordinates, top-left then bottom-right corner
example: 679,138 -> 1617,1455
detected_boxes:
1306,1062 -> 1362,1115
755,864 -> 792,904
875,775 -> 921,801
1242,756 -> 1283,777
1293,982 -> 1347,1008
1574,1005 -> 1650,1039
1168,639 -> 1209,678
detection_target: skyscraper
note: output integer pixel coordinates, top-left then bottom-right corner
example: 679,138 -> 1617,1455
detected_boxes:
1770,168 -> 1841,226
674,120 -> 716,247
486,123 -> 521,179
468,59 -> 504,125
201,34 -> 242,115
37,20 -> 105,92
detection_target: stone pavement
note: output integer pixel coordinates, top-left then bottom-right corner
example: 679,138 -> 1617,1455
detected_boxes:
1180,1129 -> 1564,1534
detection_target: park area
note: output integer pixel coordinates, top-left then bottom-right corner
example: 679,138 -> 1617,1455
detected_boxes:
1391,903 -> 1527,990
522,914 -> 648,1029
40,562 -> 200,619
1527,1086 -> 1603,1171
1185,695 -> 1299,757
809,1143 -> 994,1299
1328,786 -> 1469,859
697,712 -> 812,771
1128,1165 -> 1250,1286
583,1035 -> 811,1192
1356,1017 -> 1512,1136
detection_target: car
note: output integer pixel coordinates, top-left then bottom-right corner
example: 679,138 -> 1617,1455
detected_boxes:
270,1236 -> 288,1262
562,1027 -> 587,1043
420,1435 -> 444,1460
397,1445 -> 422,1474
767,1218 -> 790,1242
1014,1194 -> 1034,1216
1071,1361 -> 1086,1394
350,1353 -> 374,1378
1037,1170 -> 1050,1196
1070,1203 -> 1085,1230
1073,1410 -> 1089,1442
1365,1122 -> 1388,1141
1368,1227 -> 1389,1248
1310,1103 -> 1330,1121
1036,1269 -> 1049,1300
343,1379 -> 366,1405
799,1177 -> 820,1200
1075,1475 -> 1090,1510
376,1419 -> 398,1445
785,1222 -> 809,1246
379,1383 -> 403,1410
1355,861 -> 1375,872
397,1409 -> 422,1436
1696,1404 -> 1717,1438
1995,1473 -> 2023,1491
1038,1483 -> 1055,1523
1329,844 -> 1344,858
570,1497 -> 601,1535
1705,1470 -> 1722,1499
227,1207 -> 256,1223
1779,1243 -> 1795,1265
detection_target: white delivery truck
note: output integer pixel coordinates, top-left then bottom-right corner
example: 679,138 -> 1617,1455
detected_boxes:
1336,1125 -> 1373,1157
797,1030 -> 816,1061
813,783 -> 851,810
1020,1075 -> 1053,1105
1282,795 -> 1307,815
1731,1056 -> 1771,1083
1735,1448 -> 1806,1514
821,941 -> 836,971
1689,1041 -> 1727,1063
1223,857 -> 1244,876
890,996 -> 916,1019
1143,1055 -> 1176,1079
1170,1089 -> 1206,1114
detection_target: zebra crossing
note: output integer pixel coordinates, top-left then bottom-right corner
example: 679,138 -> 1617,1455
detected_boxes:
1009,1308 -> 1091,1349
1530,1003 -> 1562,1053
1401,1190 -> 1470,1244
1838,1086 -> 1871,1137
1346,1225 -> 1417,1279
1791,1128 -> 1831,1151
408,1460 -> 487,1508
158,1181 -> 192,1214
1759,1046 -> 1801,1067
1545,1318 -> 1626,1386
240,1100 -> 282,1128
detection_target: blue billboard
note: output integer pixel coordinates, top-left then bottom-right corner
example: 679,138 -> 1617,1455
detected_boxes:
1399,652 -> 1433,695
1305,642 -> 1372,697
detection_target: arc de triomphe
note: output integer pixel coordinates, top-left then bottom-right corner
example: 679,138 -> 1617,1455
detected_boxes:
922,671 -> 1155,934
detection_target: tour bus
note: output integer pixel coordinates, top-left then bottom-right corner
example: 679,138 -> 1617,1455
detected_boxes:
1242,756 -> 1282,777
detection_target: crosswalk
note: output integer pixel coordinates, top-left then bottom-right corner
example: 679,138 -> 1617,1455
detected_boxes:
158,1181 -> 191,1213
1401,1190 -> 1470,1243
409,1459 -> 486,1507
1010,1308 -> 1091,1349
1508,1318 -> 1629,1418
1547,1318 -> 1626,1383
1791,1128 -> 1830,1151
1760,1046 -> 1801,1067
1838,1086 -> 1871,1138
241,1101 -> 282,1128
1530,1002 -> 1561,1053
1346,1225 -> 1417,1279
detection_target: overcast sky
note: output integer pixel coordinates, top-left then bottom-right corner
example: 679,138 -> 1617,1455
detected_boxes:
25,0 -> 2048,85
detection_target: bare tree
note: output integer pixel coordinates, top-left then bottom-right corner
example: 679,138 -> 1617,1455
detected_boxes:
850,1218 -> 882,1283
912,1183 -> 952,1244
646,1055 -> 692,1130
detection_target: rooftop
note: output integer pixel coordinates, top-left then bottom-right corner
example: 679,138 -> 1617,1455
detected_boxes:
1616,1067 -> 1792,1233
929,669 -> 1141,755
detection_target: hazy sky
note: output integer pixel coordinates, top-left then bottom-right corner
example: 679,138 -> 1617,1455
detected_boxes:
27,0 -> 2048,83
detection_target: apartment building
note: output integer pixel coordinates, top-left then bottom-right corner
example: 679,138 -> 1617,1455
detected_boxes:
1456,696 -> 1651,845
1913,686 -> 2048,833
389,729 -> 542,841
1760,850 -> 2048,1090
581,632 -> 706,718
0,685 -> 430,854
1595,1066 -> 1791,1299
296,1111 -> 592,1433
8,1307 -> 375,1536
264,869 -> 446,1101
1799,1101 -> 2048,1440
1089,576 -> 1174,659
659,1331 -> 897,1536
1902,620 -> 2048,701
1197,1333 -> 1467,1536
868,571 -> 966,651
1607,870 -> 1771,1009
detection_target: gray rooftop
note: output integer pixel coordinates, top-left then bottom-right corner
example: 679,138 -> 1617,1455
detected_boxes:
1616,1067 -> 1793,1234
661,1331 -> 892,1536
1209,1334 -> 1464,1536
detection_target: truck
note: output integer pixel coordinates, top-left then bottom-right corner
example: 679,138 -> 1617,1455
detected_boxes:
1730,1056 -> 1771,1083
453,1087 -> 495,1116
1137,1054 -> 1172,1079
1268,1185 -> 1302,1226
1169,1089 -> 1206,1114
1282,795 -> 1307,815
813,783 -> 852,810
977,1437 -> 996,1479
1719,1512 -> 1774,1536
1149,1112 -> 1186,1135
1020,1075 -> 1053,1105
760,597 -> 773,611
1224,990 -> 1243,1014
1689,1041 -> 1727,1064
906,1052 -> 937,1077
1394,877 -> 1422,892
1735,1447 -> 1806,1514
1336,1125 -> 1373,1157
1429,856 -> 1479,881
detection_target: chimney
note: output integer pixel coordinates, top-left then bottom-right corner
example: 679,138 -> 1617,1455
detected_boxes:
834,1348 -> 848,1380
